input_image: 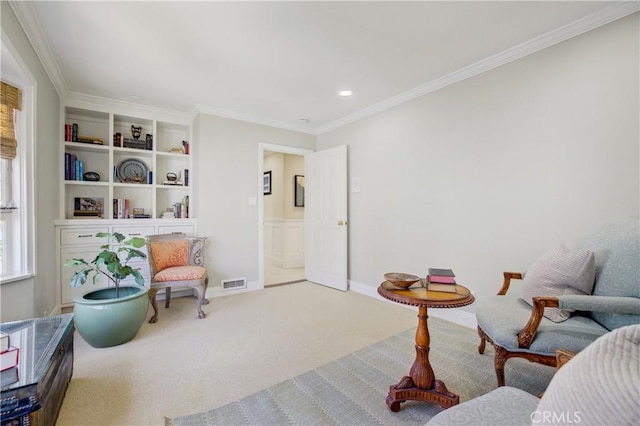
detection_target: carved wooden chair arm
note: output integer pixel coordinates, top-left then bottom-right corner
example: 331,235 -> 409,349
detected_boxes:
497,271 -> 523,295
555,349 -> 576,369
517,296 -> 560,348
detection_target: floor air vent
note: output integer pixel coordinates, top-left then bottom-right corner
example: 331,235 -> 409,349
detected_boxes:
221,277 -> 247,291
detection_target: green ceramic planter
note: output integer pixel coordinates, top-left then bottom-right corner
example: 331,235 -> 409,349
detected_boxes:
73,286 -> 149,348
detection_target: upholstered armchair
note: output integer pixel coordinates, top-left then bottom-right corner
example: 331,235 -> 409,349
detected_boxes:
428,324 -> 640,426
146,233 -> 209,323
475,218 -> 639,386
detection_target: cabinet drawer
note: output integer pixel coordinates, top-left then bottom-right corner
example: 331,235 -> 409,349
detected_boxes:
157,225 -> 195,236
60,227 -> 109,246
112,226 -> 156,238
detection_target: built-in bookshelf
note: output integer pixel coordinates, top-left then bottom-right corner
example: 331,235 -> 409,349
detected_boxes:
59,105 -> 194,221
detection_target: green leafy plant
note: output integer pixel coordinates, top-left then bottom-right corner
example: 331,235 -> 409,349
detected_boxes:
64,232 -> 147,298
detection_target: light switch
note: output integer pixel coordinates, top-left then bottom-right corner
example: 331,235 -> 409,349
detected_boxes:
352,177 -> 360,193
248,197 -> 257,206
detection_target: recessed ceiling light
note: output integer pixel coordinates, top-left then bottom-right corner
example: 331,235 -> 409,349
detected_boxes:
339,90 -> 353,97
129,95 -> 140,100
298,118 -> 310,123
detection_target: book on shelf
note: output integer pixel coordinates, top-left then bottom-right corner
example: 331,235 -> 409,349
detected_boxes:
428,268 -> 456,284
65,123 -> 79,142
1,346 -> 19,372
0,332 -> 8,352
113,198 -> 131,219
76,135 -> 104,145
64,154 -> 86,181
162,181 -> 183,186
73,211 -> 101,217
64,123 -> 83,142
170,195 -> 189,218
123,138 -> 151,150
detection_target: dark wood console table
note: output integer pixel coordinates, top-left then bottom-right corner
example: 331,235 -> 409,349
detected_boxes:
1,314 -> 74,426
378,279 -> 474,411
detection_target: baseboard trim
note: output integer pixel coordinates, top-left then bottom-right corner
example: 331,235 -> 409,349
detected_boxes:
349,279 -> 477,329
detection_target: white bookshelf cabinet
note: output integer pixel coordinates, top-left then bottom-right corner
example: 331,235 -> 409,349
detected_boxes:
60,106 -> 193,220
56,102 -> 197,307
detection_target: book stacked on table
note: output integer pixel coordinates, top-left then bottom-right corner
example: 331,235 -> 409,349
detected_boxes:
1,331 -> 19,373
427,268 -> 457,293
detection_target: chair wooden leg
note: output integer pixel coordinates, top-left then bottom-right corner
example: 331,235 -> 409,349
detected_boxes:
494,346 -> 508,387
148,288 -> 159,324
165,287 -> 171,308
477,326 -> 487,354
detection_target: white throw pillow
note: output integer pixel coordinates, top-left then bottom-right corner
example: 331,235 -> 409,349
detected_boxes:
535,325 -> 640,425
521,244 -> 596,322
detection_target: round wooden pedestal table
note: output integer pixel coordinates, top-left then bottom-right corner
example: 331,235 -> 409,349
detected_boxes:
378,279 -> 475,412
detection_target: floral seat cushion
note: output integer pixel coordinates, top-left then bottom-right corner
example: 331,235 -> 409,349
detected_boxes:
154,265 -> 207,282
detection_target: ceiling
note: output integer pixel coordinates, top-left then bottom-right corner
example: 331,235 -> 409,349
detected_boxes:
9,1 -> 637,134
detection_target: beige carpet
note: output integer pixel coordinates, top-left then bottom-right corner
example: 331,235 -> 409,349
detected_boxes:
166,318 -> 554,426
57,282 -> 420,425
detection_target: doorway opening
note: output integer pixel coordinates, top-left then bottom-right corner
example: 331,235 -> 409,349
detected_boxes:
258,144 -> 313,287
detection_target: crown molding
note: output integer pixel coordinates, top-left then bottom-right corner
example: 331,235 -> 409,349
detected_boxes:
192,104 -> 316,135
315,1 -> 639,135
9,0 -> 68,98
64,92 -> 192,124
9,0 -> 638,136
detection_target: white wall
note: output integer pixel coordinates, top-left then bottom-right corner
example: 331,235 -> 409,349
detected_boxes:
1,2 -> 60,321
317,14 -> 639,304
193,115 -> 314,288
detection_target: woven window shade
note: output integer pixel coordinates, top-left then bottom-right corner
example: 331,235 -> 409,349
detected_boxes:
1,81 -> 22,160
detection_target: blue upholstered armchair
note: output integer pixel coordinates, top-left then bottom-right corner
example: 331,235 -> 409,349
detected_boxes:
475,218 -> 639,386
428,324 -> 640,426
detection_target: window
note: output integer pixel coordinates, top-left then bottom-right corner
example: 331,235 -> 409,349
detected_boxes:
1,44 -> 35,282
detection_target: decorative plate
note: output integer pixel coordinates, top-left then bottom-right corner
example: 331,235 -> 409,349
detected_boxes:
117,158 -> 148,183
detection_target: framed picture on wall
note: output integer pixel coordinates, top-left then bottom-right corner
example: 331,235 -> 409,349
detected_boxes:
294,175 -> 305,207
263,171 -> 272,195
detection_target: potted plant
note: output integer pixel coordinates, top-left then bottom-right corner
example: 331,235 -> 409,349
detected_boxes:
64,232 -> 149,348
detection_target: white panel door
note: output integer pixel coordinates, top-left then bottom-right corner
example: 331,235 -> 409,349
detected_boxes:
305,145 -> 348,291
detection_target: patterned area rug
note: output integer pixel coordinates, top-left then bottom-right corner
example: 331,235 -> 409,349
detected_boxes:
166,317 -> 554,425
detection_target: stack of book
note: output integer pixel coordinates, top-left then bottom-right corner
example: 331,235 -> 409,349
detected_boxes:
113,198 -> 130,219
171,195 -> 189,218
162,169 -> 189,186
1,331 -> 19,373
131,208 -> 151,219
64,153 -> 84,181
123,138 -> 151,150
64,123 -> 103,144
427,268 -> 457,293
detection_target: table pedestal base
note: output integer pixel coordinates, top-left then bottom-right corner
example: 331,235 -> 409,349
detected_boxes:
385,376 -> 459,412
